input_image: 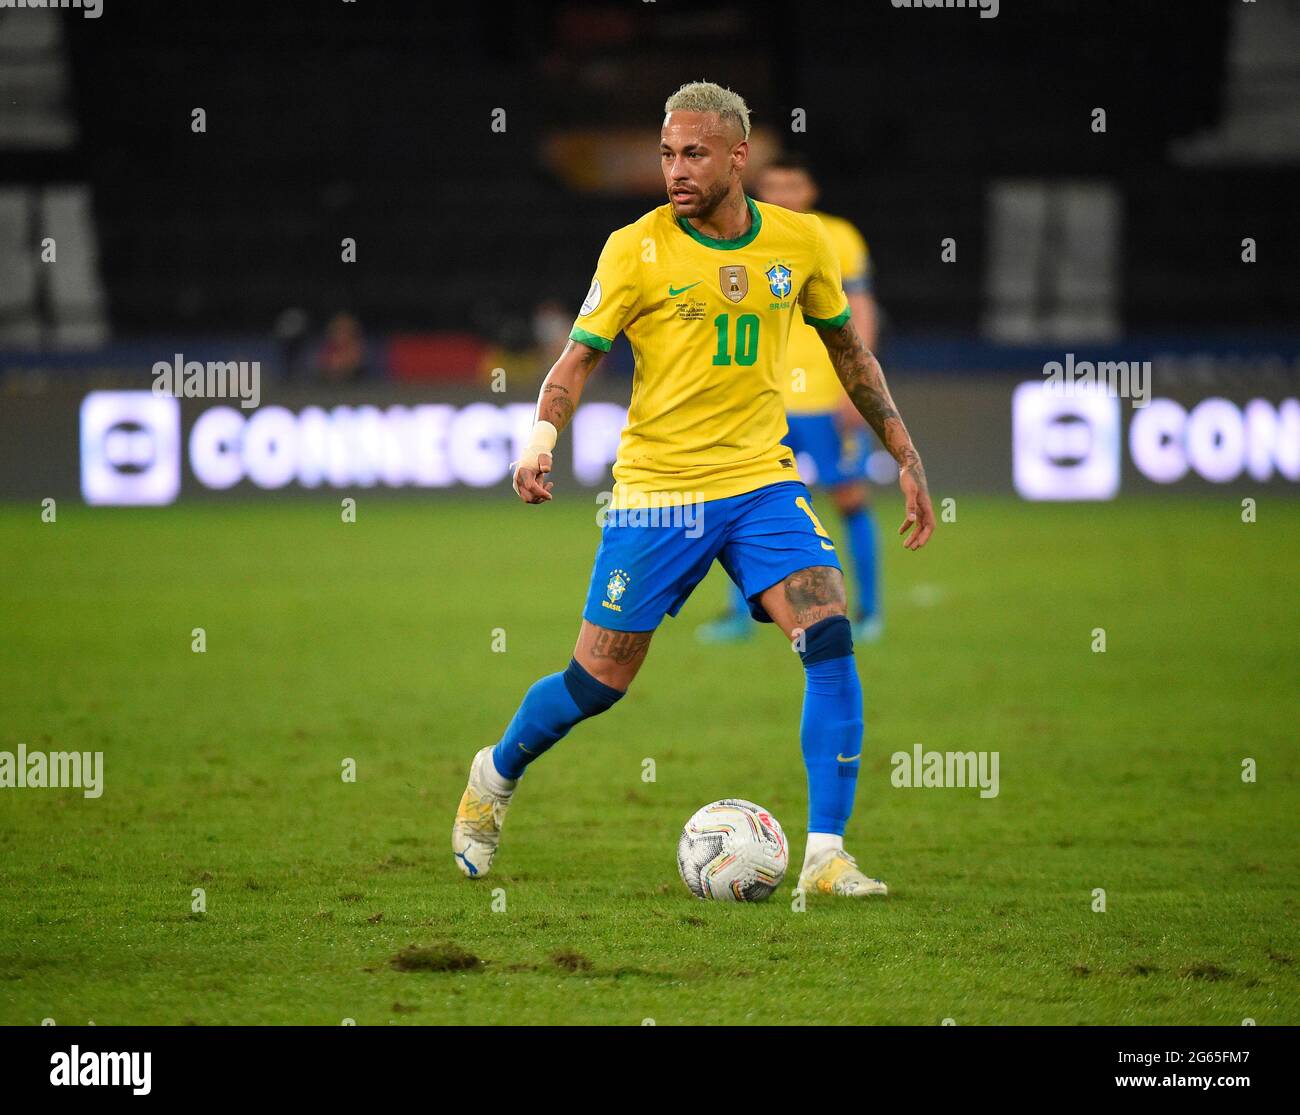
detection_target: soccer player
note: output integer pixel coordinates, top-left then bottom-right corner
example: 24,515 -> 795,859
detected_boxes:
697,153 -> 884,645
453,82 -> 934,898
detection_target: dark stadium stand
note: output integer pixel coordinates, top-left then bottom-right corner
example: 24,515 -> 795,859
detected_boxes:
7,0 -> 1286,349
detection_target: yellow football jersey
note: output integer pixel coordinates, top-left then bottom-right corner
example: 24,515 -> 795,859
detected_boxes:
781,210 -> 872,415
570,196 -> 848,509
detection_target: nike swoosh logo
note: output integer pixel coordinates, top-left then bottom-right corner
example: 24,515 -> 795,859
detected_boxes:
820,541 -> 836,551
836,753 -> 861,763
668,282 -> 701,296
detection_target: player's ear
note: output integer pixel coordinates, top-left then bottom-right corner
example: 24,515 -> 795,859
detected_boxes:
732,139 -> 749,173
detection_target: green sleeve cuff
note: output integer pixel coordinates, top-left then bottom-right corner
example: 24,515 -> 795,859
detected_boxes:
569,326 -> 613,352
803,304 -> 852,330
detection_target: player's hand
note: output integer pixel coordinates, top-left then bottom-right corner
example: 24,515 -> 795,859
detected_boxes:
897,462 -> 934,550
512,452 -> 554,504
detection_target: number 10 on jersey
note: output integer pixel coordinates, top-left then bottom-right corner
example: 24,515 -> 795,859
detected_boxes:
712,313 -> 759,367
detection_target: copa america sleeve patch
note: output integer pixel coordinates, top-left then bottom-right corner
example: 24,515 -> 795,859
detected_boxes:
579,278 -> 602,316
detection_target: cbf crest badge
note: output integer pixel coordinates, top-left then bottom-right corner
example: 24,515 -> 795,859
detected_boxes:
765,263 -> 792,299
719,265 -> 748,303
602,568 -> 630,613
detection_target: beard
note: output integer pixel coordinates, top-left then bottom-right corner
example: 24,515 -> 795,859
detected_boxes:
670,177 -> 733,219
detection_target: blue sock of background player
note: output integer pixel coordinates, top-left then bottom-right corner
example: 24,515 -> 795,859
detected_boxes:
840,503 -> 879,621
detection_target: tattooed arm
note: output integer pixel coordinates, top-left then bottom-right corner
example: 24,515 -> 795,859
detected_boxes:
536,339 -> 603,432
817,321 -> 935,550
513,339 -> 605,504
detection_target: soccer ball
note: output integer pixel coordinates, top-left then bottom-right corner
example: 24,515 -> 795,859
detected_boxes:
676,799 -> 788,902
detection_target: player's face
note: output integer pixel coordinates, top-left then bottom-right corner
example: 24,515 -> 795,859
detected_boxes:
660,111 -> 746,219
756,167 -> 817,212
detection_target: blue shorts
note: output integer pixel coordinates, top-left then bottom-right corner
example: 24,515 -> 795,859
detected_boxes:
785,412 -> 867,488
582,481 -> 842,632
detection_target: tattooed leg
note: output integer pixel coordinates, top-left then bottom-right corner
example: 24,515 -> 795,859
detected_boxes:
574,621 -> 654,690
758,565 -> 848,641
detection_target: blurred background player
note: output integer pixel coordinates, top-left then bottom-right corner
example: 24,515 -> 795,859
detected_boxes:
698,153 -> 882,645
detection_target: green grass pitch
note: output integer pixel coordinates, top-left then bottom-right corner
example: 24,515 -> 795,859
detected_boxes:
1,494 -> 1296,1025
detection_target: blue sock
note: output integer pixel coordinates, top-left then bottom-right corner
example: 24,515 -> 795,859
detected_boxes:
491,658 -> 624,780
842,506 -> 879,620
797,615 -> 863,836
729,581 -> 750,620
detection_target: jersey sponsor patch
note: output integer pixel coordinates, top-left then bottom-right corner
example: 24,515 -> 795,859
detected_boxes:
580,277 -> 602,316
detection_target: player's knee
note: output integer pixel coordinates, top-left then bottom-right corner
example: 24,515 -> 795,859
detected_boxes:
562,657 -> 625,717
796,614 -> 854,668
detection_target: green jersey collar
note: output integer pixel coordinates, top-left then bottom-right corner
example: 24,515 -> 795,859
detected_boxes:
675,195 -> 762,251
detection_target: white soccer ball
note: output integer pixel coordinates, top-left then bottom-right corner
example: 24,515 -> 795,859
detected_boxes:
676,798 -> 788,902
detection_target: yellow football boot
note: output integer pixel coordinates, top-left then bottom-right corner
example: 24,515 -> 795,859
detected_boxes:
798,850 -> 888,897
451,747 -> 513,878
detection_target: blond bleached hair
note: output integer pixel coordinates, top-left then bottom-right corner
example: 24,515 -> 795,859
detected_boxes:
663,81 -> 751,141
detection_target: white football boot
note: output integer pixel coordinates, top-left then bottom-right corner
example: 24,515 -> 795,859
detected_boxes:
797,849 -> 889,897
451,746 -> 514,878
